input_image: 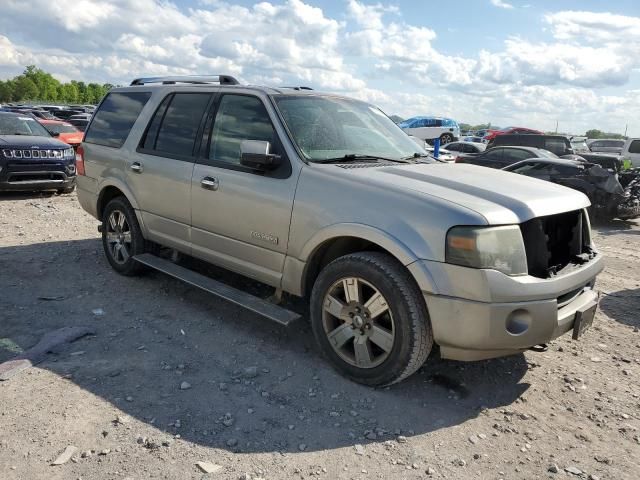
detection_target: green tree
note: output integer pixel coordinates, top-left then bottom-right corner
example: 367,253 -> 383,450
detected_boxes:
0,80 -> 15,102
22,65 -> 60,101
585,129 -> 604,139
59,82 -> 80,103
13,76 -> 39,101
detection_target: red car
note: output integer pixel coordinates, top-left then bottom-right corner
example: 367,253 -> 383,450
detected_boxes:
38,119 -> 84,149
483,126 -> 543,142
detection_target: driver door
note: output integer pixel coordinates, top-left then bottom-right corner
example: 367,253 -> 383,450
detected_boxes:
190,93 -> 298,288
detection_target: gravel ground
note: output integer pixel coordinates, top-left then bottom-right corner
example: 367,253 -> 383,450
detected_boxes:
0,191 -> 639,480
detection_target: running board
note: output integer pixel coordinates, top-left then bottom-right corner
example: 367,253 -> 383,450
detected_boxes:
134,253 -> 300,326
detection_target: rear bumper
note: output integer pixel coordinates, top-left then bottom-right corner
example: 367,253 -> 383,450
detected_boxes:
409,255 -> 604,361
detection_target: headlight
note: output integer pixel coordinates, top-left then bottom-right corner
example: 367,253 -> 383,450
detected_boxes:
446,225 -> 527,276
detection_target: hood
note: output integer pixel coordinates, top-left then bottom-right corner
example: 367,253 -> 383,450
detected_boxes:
338,163 -> 591,224
0,135 -> 69,148
58,132 -> 83,145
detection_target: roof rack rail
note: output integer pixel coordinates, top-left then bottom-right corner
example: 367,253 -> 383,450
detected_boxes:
130,75 -> 241,86
281,86 -> 313,91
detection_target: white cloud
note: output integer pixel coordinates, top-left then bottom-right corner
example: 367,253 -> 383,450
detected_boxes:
490,0 -> 514,9
0,1 -> 638,135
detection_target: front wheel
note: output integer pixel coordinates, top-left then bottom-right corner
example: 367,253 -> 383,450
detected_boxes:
310,252 -> 433,386
101,196 -> 146,276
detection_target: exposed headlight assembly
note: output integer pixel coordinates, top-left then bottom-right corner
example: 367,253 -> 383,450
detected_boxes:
446,225 -> 527,276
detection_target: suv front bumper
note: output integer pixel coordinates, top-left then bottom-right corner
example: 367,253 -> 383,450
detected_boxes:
0,160 -> 76,192
409,254 -> 604,361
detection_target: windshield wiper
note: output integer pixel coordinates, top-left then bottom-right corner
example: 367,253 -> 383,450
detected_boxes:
313,154 -> 414,164
402,152 -> 446,163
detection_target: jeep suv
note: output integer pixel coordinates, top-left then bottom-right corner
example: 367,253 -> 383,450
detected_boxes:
76,76 -> 603,386
0,112 -> 76,193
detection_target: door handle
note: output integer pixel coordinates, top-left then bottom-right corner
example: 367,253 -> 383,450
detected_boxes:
130,162 -> 143,173
200,176 -> 219,191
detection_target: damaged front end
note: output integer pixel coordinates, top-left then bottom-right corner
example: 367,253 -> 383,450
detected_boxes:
520,209 -> 597,279
560,164 -> 640,221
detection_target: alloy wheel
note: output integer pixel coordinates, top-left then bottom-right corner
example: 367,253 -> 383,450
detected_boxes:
105,209 -> 132,265
322,277 -> 395,368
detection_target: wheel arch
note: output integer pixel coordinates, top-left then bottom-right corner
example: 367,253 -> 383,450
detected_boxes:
293,224 -> 425,297
96,179 -> 139,220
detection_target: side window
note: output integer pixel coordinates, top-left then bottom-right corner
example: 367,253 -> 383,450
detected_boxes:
484,148 -> 503,160
629,140 -> 640,154
145,93 -> 212,158
208,95 -> 278,166
544,138 -> 568,154
84,92 -> 151,148
504,149 -> 532,162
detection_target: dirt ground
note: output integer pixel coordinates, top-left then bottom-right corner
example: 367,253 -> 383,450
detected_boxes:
1,191 -> 639,480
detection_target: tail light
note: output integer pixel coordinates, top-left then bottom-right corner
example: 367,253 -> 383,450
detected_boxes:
76,145 -> 85,176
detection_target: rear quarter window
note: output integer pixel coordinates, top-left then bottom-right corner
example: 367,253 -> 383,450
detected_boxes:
84,92 -> 151,148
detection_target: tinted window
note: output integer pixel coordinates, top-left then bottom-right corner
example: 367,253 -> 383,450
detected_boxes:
484,148 -> 503,160
504,149 -> 534,162
445,143 -> 462,152
141,95 -> 172,150
152,93 -> 212,157
544,138 -> 569,154
629,140 -> 640,154
209,95 -> 277,166
85,92 -> 151,148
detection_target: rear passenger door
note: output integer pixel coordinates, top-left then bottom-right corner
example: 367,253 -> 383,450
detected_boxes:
502,148 -> 535,167
477,148 -> 504,168
127,92 -> 213,252
190,93 -> 298,288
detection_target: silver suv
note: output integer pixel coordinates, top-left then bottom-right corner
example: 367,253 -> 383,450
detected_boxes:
76,75 -> 603,386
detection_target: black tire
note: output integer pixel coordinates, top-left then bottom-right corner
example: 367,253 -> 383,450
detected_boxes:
310,252 -> 433,386
58,185 -> 76,194
440,133 -> 453,145
101,196 -> 146,276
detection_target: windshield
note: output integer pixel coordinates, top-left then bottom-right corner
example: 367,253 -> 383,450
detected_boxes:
0,113 -> 51,137
273,95 -> 431,162
45,123 -> 79,134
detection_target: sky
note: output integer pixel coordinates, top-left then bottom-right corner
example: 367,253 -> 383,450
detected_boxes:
0,0 -> 639,135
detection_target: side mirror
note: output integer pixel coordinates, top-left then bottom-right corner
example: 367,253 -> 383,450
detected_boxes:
51,132 -> 60,137
240,140 -> 281,170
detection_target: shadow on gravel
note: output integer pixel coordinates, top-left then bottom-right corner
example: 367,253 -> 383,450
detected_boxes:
0,191 -> 57,201
599,288 -> 640,328
594,218 -> 640,236
1,239 -> 530,454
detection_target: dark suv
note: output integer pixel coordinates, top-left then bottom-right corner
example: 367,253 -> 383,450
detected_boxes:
0,112 -> 77,193
489,134 -> 573,156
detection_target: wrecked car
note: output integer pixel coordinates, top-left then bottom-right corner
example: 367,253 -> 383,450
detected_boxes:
504,158 -> 640,220
76,75 -> 603,386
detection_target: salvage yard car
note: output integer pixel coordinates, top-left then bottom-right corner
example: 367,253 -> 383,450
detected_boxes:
75,75 -> 603,386
503,158 -> 640,220
0,111 -> 77,194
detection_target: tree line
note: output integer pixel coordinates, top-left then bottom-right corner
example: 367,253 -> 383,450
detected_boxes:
0,66 -> 114,105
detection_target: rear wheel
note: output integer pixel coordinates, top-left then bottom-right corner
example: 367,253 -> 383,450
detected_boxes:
101,197 -> 146,276
440,133 -> 453,144
310,252 -> 433,386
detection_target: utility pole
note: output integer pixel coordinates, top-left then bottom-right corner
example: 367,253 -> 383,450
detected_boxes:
624,124 -> 628,137
555,120 -> 558,133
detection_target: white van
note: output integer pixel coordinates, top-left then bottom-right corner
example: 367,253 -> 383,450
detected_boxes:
398,116 -> 460,144
621,138 -> 640,168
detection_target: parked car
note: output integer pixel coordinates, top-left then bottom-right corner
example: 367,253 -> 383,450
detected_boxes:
75,75 -> 602,386
483,126 -> 544,143
68,118 -> 90,132
489,134 -> 574,157
504,158 -> 640,220
54,109 -> 85,120
39,119 -> 84,149
442,141 -> 486,155
462,136 -> 485,143
455,146 -> 557,169
587,139 -> 625,154
570,136 -> 590,154
398,116 -> 460,144
621,138 -> 640,168
0,112 -> 76,193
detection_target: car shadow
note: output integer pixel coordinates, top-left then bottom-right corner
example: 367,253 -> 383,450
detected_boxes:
1,238 -> 530,454
594,218 -> 640,235
599,288 -> 640,328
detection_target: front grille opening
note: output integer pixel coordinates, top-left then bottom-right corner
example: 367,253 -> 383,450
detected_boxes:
7,172 -> 65,183
520,210 -> 595,279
